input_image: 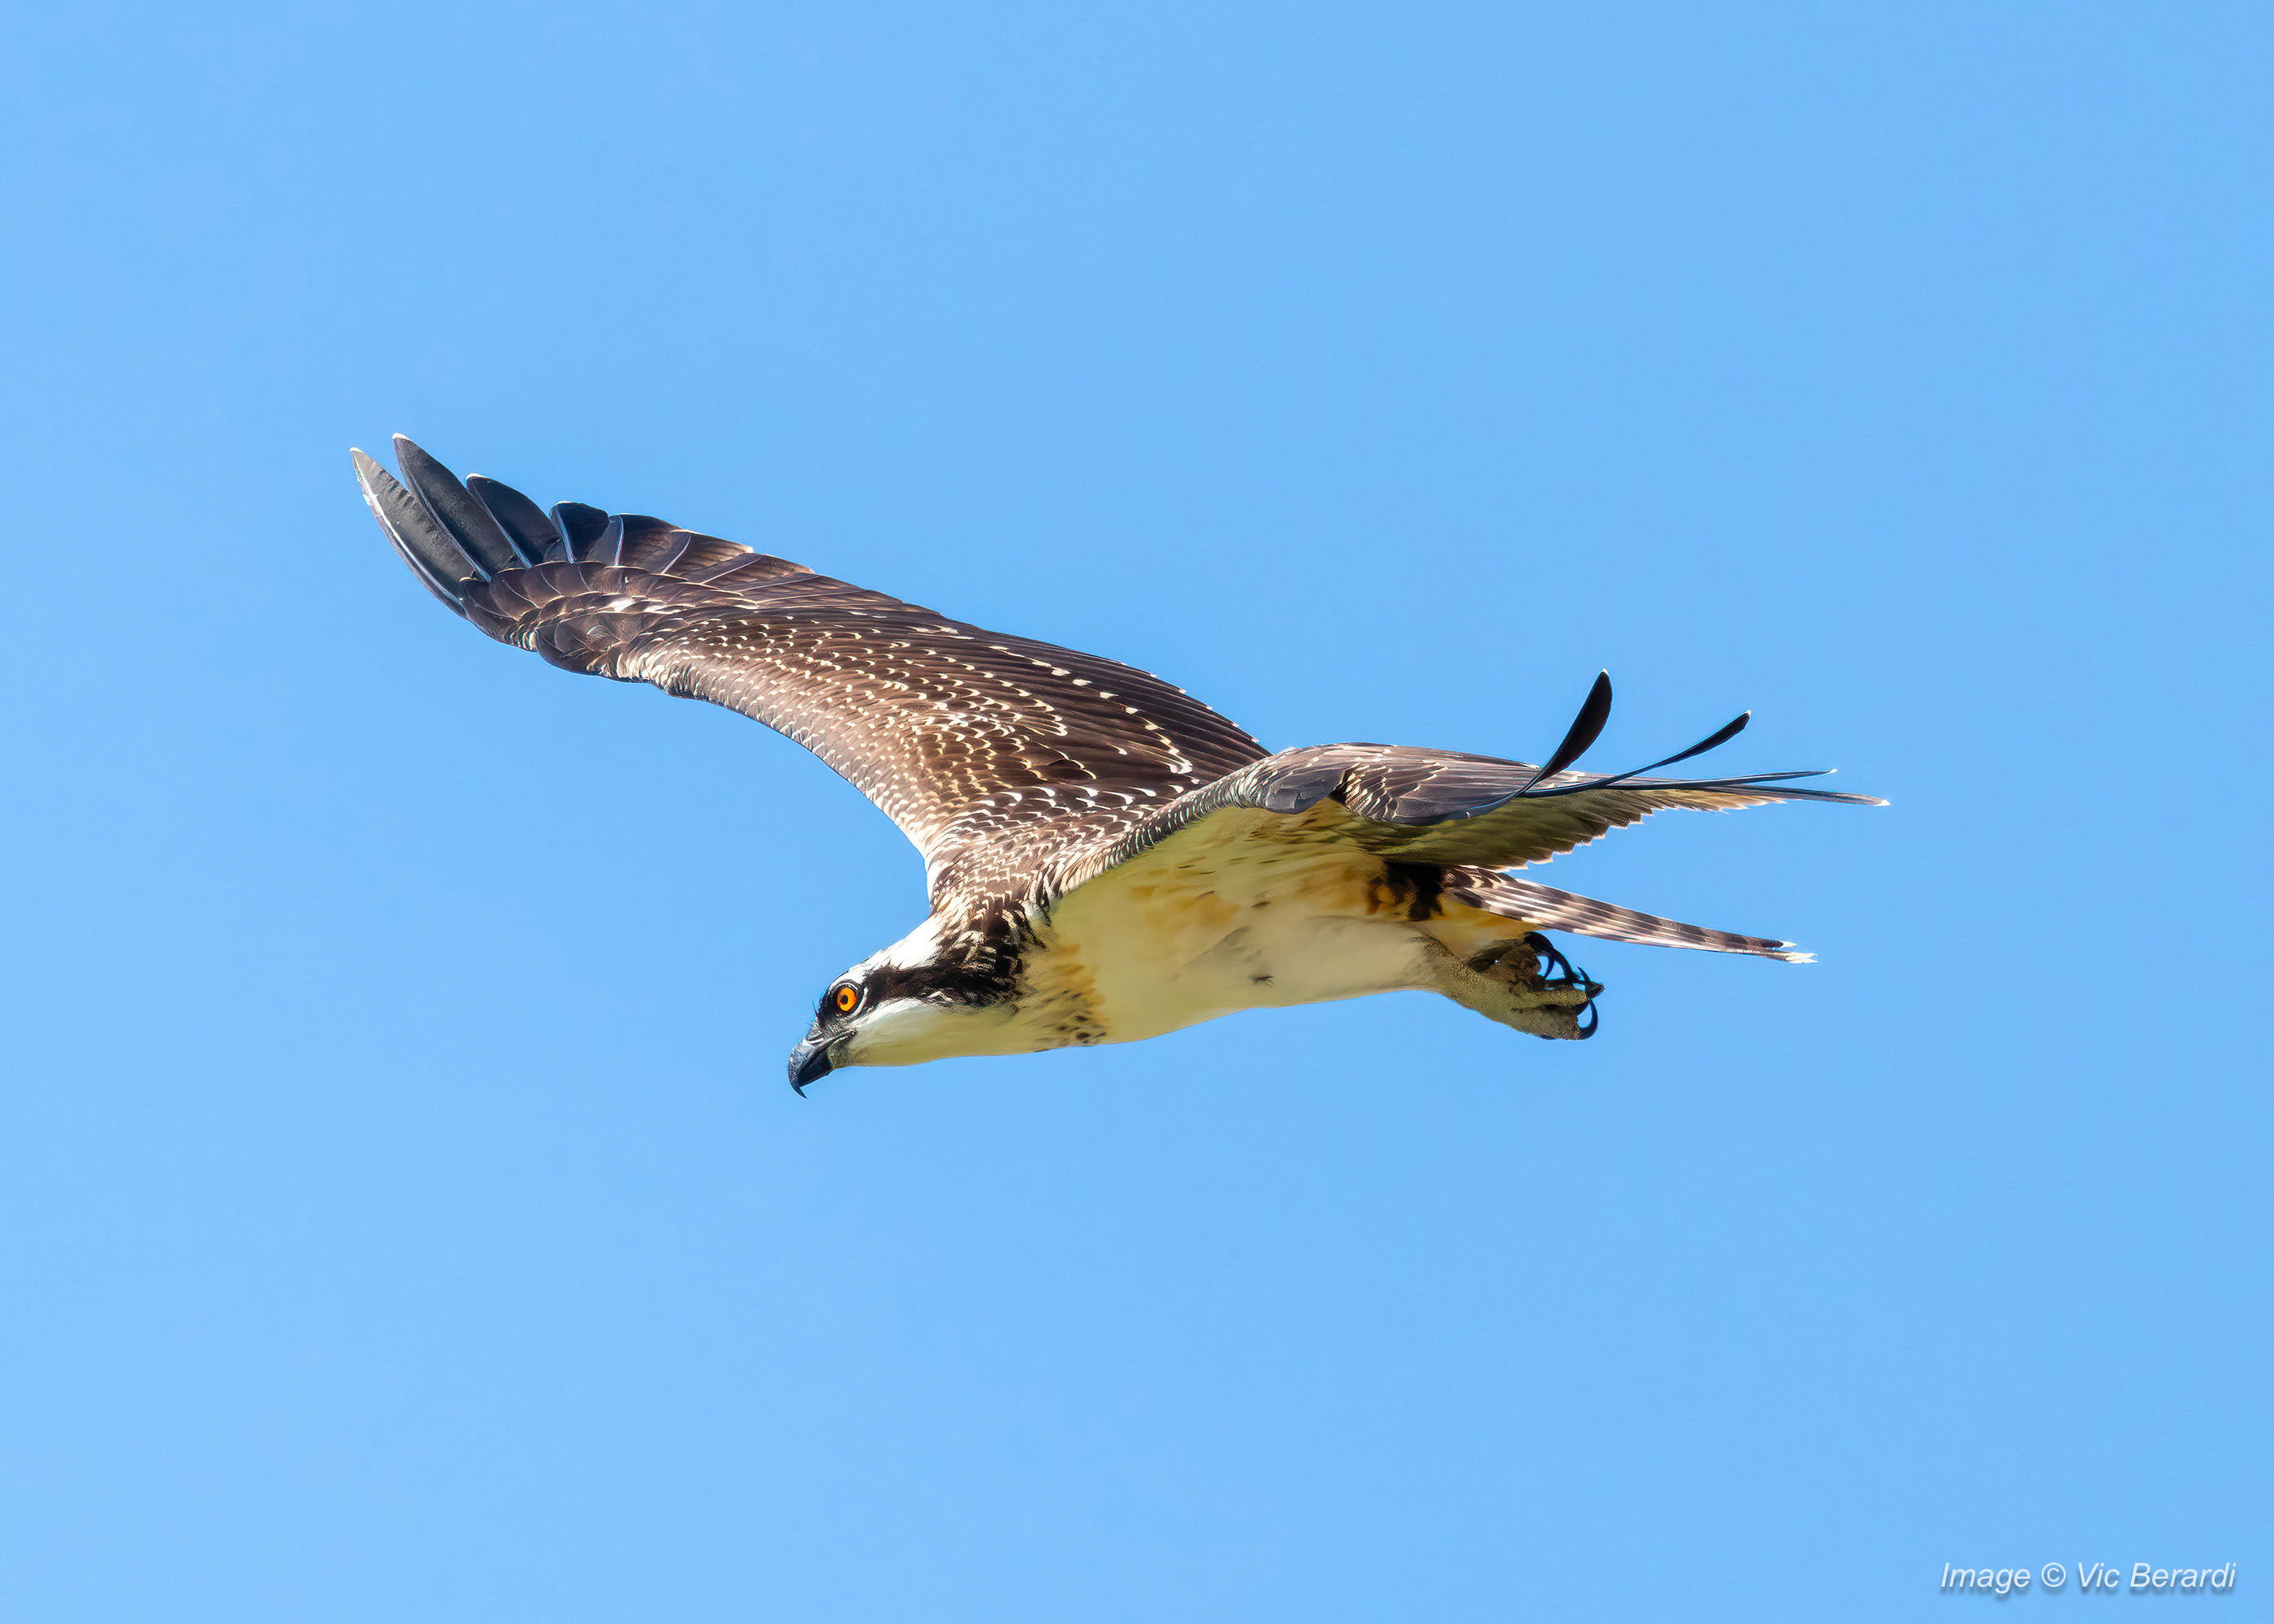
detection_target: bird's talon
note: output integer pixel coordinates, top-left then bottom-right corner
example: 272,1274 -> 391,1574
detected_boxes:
1522,931 -> 1584,987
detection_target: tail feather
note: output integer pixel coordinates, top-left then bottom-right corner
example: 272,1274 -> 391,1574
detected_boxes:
1443,868 -> 1813,963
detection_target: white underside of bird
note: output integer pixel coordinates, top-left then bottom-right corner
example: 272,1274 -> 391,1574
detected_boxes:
836,809 -> 1600,1069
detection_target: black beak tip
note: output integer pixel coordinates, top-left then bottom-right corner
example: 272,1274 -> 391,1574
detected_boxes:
789,1043 -> 834,1095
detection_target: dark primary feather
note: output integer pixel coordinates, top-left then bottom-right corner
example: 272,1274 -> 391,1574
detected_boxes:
465,475 -> 557,566
549,501 -> 612,559
353,447 -> 478,612
1551,706 -> 1753,793
353,438 -> 1267,875
395,438 -> 521,578
1518,670 -> 1614,793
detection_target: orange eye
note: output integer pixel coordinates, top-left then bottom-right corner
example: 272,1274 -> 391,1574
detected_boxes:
832,984 -> 859,1014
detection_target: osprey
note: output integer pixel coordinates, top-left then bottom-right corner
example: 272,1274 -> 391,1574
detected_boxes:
354,437 -> 1879,1092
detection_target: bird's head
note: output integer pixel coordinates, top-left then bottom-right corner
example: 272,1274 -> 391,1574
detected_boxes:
786,920 -> 1022,1092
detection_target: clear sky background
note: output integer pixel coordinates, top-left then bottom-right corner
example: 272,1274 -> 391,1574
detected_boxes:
2,4 -> 2267,1619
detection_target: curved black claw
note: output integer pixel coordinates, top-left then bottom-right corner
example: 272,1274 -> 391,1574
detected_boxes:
1522,932 -> 1581,987
1520,932 -> 1602,1039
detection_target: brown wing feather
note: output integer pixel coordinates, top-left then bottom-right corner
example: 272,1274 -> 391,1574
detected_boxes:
357,440 -> 1265,870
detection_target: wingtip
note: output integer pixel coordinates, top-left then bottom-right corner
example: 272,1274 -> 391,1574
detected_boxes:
1821,771 -> 1894,808
349,448 -> 391,507
348,438 -> 482,614
1518,670 -> 1617,793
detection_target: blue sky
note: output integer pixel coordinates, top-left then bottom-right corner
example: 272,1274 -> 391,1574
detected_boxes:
2,3 -> 2267,1619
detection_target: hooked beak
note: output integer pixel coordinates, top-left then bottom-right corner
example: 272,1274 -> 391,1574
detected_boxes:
787,1034 -> 837,1095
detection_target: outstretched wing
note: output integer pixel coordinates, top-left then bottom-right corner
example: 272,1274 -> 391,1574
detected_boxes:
1043,674 -> 1882,899
354,437 -> 1266,875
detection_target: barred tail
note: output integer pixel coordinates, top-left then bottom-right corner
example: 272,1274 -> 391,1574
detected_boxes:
1442,869 -> 1812,963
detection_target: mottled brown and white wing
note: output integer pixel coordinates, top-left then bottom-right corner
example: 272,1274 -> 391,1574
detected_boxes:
355,438 -> 1265,878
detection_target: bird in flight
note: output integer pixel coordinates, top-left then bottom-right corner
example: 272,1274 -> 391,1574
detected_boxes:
354,437 -> 1879,1092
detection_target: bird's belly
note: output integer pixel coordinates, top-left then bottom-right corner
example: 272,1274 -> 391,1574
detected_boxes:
1028,844 -> 1434,1045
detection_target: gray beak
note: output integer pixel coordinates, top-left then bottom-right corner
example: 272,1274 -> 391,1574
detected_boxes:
788,1034 -> 837,1095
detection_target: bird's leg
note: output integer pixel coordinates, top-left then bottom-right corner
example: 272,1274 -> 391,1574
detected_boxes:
1429,933 -> 1602,1041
